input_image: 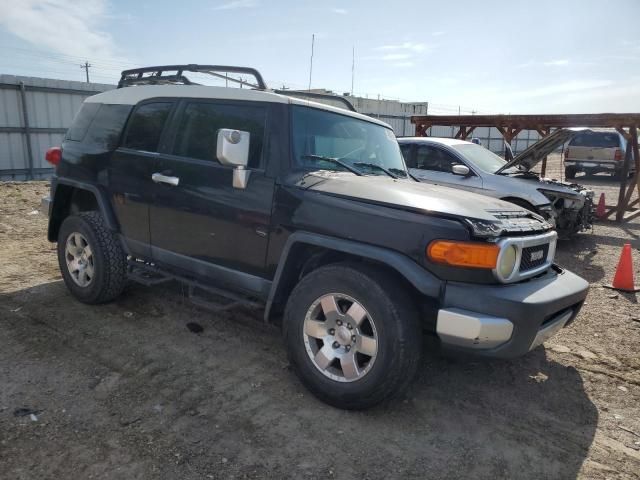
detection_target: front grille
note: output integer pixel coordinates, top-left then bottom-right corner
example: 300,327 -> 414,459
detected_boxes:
520,243 -> 550,272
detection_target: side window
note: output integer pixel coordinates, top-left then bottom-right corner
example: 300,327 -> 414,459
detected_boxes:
416,146 -> 441,171
66,102 -> 101,142
437,150 -> 461,173
416,146 -> 459,173
172,102 -> 266,168
83,104 -> 132,149
123,102 -> 173,152
399,144 -> 413,167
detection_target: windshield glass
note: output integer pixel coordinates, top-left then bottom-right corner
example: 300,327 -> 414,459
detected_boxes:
451,143 -> 511,173
569,131 -> 620,148
291,105 -> 408,178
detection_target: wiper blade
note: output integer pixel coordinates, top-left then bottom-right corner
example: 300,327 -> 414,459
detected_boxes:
389,168 -> 408,178
353,162 -> 398,179
301,154 -> 363,176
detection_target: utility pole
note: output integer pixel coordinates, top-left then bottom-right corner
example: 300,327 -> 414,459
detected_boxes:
80,61 -> 92,83
351,45 -> 355,95
308,34 -> 315,91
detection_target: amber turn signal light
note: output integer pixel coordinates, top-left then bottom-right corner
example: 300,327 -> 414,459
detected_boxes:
427,240 -> 499,269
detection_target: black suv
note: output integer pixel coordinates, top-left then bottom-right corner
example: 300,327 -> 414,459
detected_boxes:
42,65 -> 589,409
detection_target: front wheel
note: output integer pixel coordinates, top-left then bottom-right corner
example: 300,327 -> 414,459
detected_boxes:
57,211 -> 127,304
283,263 -> 422,409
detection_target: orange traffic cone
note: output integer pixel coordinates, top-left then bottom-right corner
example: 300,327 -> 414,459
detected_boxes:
595,193 -> 606,218
607,243 -> 639,292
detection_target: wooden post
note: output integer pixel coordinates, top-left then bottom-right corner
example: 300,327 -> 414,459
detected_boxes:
625,125 -> 640,221
463,126 -> 476,140
540,127 -> 551,177
616,130 -> 634,221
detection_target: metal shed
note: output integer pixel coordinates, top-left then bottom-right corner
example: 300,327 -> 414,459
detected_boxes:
0,75 -> 114,180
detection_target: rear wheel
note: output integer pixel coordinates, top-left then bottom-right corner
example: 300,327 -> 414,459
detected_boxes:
57,212 -> 127,304
283,263 -> 422,409
565,166 -> 577,179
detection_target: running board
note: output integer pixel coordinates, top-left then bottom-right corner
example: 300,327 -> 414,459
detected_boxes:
127,259 -> 262,312
187,284 -> 262,312
127,263 -> 173,286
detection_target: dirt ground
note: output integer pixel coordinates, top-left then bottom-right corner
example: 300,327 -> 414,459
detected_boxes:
1,165 -> 640,479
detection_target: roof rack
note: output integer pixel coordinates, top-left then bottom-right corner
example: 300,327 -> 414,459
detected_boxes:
117,64 -> 268,90
275,90 -> 356,112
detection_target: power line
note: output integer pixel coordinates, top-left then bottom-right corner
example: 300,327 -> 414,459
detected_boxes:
0,44 -> 494,113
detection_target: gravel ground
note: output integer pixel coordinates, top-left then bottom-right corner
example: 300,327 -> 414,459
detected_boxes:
1,172 -> 639,480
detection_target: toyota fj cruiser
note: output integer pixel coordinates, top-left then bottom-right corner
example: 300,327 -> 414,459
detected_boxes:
41,65 -> 589,409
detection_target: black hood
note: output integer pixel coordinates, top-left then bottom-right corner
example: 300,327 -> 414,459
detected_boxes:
295,171 -> 551,232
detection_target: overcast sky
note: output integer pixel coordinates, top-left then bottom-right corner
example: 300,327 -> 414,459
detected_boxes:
0,0 -> 638,114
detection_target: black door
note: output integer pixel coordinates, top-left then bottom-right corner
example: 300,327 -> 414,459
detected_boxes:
108,101 -> 175,258
149,100 -> 274,292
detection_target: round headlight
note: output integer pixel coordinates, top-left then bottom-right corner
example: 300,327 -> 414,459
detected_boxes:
498,245 -> 517,279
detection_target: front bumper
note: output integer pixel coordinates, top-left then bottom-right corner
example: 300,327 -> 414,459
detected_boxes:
436,265 -> 589,358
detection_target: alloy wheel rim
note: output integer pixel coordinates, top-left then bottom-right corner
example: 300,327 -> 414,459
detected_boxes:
65,232 -> 95,287
303,293 -> 378,383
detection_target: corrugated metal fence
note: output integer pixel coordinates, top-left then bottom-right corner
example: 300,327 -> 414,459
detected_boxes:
0,75 -> 113,180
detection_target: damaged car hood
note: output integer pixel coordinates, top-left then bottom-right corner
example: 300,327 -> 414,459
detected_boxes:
496,127 -> 590,174
296,171 -> 551,232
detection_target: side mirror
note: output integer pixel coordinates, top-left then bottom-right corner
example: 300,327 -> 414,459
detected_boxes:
216,129 -> 251,189
452,164 -> 471,176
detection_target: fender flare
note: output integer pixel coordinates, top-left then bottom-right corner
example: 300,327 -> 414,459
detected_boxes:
48,177 -> 119,241
264,231 -> 443,321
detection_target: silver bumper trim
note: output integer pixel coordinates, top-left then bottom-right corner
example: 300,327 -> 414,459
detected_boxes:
436,308 -> 514,350
493,230 -> 557,284
40,196 -> 51,217
529,309 -> 573,351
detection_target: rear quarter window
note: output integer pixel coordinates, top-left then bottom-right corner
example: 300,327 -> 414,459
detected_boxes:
569,132 -> 620,148
83,104 -> 132,149
65,102 -> 101,141
123,102 -> 174,152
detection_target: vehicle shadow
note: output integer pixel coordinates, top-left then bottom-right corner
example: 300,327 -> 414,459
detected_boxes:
555,234 -> 607,283
390,343 -> 599,479
1,281 -> 599,480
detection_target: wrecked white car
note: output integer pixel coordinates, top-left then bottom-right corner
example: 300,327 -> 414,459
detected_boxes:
398,129 -> 595,239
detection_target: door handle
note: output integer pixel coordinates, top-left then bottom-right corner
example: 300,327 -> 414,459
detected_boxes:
152,172 -> 180,186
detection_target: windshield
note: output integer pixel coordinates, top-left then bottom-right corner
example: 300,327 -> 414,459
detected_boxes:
451,143 -> 512,174
291,105 -> 408,178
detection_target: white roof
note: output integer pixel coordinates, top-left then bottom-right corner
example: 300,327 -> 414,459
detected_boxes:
398,136 -> 470,146
86,85 -> 392,129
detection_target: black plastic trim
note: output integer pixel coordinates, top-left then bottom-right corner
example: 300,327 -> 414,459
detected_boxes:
151,246 -> 272,299
264,231 -> 443,321
49,177 -> 119,240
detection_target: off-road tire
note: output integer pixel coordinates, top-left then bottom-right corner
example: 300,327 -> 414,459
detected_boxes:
283,263 -> 422,410
57,211 -> 126,304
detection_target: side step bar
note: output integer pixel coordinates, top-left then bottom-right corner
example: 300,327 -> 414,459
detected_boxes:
187,284 -> 262,312
127,260 -> 263,313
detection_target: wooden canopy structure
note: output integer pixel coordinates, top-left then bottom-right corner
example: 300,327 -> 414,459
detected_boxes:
410,114 -> 640,222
